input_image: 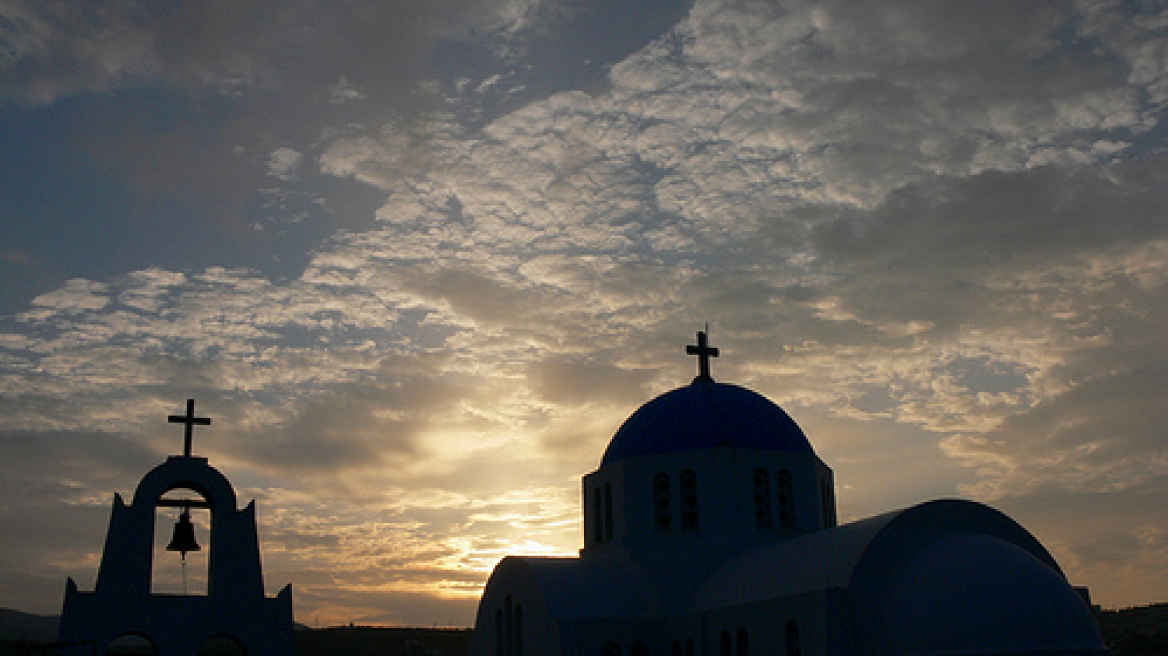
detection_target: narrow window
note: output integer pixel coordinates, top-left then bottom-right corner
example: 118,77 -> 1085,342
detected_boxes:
736,628 -> 749,656
495,609 -> 503,656
593,487 -> 604,544
654,472 -> 672,532
686,638 -> 695,656
719,630 -> 732,656
514,604 -> 523,656
604,483 -> 614,542
504,595 -> 513,656
820,478 -> 836,527
777,470 -> 795,531
785,620 -> 801,656
680,469 -> 699,530
671,640 -> 683,656
753,468 -> 772,528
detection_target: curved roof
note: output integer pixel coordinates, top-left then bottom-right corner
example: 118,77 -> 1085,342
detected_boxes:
479,555 -> 658,621
691,499 -> 1062,610
601,382 -> 812,465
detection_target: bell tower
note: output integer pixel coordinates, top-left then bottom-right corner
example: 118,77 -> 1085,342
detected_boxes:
58,400 -> 293,656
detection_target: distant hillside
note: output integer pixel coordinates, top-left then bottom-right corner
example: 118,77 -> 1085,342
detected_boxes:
1096,603 -> 1168,656
295,626 -> 471,656
0,609 -> 57,643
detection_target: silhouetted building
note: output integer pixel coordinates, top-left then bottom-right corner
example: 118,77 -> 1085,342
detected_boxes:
58,400 -> 293,656
471,332 -> 1108,656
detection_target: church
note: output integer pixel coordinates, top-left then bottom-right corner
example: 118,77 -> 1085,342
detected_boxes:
470,332 -> 1109,656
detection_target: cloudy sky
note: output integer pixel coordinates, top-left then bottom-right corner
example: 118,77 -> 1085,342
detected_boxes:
1,0 -> 1166,627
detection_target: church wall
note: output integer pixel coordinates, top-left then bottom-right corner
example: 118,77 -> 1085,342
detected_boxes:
696,588 -> 853,656
471,560 -> 561,656
580,446 -> 840,623
564,617 -> 671,656
585,449 -> 833,552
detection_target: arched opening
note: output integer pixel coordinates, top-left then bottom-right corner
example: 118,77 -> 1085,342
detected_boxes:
603,483 -> 614,542
680,469 -> 699,530
106,633 -> 158,656
152,487 -> 211,595
784,620 -> 801,656
630,642 -> 648,656
719,630 -> 731,656
736,628 -> 749,656
753,468 -> 772,529
197,635 -> 246,656
654,472 -> 672,532
820,478 -> 836,527
602,641 -> 621,656
592,487 -> 604,545
514,603 -> 524,656
504,595 -> 513,656
495,609 -> 504,656
777,470 -> 795,531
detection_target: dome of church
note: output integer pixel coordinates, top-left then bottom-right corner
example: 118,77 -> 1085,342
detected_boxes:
601,382 -> 812,465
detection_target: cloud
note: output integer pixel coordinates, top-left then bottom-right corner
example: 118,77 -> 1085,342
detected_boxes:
0,0 -> 516,106
943,366 -> 1168,500
1,0 -> 1166,622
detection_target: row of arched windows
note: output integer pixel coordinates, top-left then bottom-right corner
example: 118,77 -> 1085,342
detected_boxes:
753,468 -> 796,531
653,470 -> 700,533
494,595 -> 524,656
592,483 -> 614,545
650,468 -> 835,535
598,621 -> 801,656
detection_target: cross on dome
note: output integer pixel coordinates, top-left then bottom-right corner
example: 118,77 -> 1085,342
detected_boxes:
686,329 -> 719,384
168,398 -> 211,458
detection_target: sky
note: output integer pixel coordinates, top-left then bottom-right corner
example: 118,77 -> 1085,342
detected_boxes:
1,0 -> 1166,627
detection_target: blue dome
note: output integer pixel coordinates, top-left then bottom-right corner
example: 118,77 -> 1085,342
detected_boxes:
601,382 -> 812,465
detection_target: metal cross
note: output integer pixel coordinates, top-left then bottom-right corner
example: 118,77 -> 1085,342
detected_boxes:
686,329 -> 719,384
168,398 -> 211,457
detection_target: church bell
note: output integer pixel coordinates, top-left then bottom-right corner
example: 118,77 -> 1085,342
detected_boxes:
166,509 -> 201,557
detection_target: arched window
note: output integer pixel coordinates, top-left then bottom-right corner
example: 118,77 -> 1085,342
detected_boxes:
680,469 -> 699,530
719,630 -> 732,656
671,640 -> 683,656
630,642 -> 648,656
604,483 -> 614,542
654,472 -> 672,532
777,470 -> 795,531
495,609 -> 503,656
593,487 -> 604,545
515,604 -> 524,656
504,595 -> 513,656
753,468 -> 772,528
785,620 -> 801,656
736,628 -> 749,656
197,635 -> 246,656
602,641 -> 621,656
107,634 -> 158,656
820,478 -> 836,527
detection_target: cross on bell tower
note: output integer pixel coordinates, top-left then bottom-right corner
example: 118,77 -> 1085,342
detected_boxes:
686,328 -> 719,384
169,398 -> 211,458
